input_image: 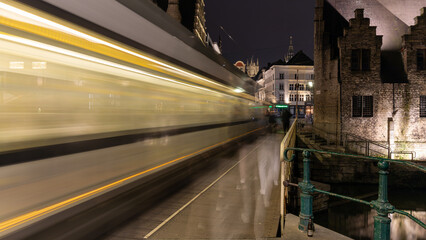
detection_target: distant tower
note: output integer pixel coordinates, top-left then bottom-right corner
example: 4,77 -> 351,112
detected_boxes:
246,57 -> 259,78
285,36 -> 294,62
167,0 -> 181,22
193,0 -> 207,44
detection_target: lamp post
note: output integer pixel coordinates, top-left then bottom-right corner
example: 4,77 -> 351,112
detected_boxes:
295,69 -> 299,120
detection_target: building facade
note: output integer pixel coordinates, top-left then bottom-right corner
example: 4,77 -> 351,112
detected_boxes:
314,0 -> 426,159
152,0 -> 207,44
263,51 -> 314,117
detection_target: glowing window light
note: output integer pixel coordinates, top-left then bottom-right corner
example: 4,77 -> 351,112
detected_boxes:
233,88 -> 244,93
0,2 -> 235,92
32,61 -> 46,69
9,61 -> 24,69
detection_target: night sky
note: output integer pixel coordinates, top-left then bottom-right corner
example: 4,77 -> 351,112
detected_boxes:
205,0 -> 315,69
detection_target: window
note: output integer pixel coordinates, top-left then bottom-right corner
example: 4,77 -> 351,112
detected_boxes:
311,74 -> 314,80
289,84 -> 294,90
279,73 -> 284,79
299,94 -> 304,102
306,95 -> 311,101
417,49 -> 426,70
290,94 -> 294,101
352,96 -> 373,117
294,74 -> 298,79
351,49 -> 371,71
299,84 -> 304,90
279,83 -> 284,90
421,96 -> 426,117
279,94 -> 284,101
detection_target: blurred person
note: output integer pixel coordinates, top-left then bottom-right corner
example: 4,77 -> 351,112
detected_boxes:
281,108 -> 292,133
267,110 -> 276,133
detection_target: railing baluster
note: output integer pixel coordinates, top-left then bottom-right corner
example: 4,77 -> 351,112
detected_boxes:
371,160 -> 393,240
298,150 -> 314,231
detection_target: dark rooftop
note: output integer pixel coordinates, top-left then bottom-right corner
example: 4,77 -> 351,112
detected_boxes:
286,50 -> 314,66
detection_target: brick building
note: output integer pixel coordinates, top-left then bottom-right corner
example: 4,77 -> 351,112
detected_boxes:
314,0 -> 426,159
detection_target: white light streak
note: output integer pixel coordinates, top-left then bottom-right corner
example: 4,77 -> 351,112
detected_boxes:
0,2 -> 235,92
0,33 -> 217,94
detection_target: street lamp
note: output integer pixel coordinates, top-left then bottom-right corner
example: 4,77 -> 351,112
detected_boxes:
295,69 -> 299,120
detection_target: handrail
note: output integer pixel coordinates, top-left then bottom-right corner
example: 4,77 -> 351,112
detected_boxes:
344,132 -> 389,150
342,132 -> 406,159
284,148 -> 426,172
282,147 -> 426,240
279,120 -> 297,237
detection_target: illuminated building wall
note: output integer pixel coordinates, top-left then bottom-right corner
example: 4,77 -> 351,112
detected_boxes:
152,0 -> 207,44
314,0 -> 426,159
263,52 -> 314,116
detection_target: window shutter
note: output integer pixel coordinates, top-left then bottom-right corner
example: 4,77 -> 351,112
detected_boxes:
362,49 -> 371,70
351,49 -> 361,71
352,96 -> 362,117
363,96 -> 373,117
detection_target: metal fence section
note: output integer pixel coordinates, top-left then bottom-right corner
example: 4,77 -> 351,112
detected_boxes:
282,147 -> 426,240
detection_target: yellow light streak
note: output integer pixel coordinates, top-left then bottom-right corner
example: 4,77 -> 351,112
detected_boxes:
0,127 -> 264,233
0,1 -> 241,95
0,33 -> 218,94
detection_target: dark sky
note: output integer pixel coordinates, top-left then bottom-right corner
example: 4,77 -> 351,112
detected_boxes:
205,0 -> 315,69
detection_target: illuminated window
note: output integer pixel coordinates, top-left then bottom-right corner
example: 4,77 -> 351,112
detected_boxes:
417,49 -> 425,70
420,96 -> 426,117
279,83 -> 284,90
9,61 -> 24,69
32,62 -> 47,69
289,84 -> 294,90
279,73 -> 284,79
353,95 -> 373,117
351,49 -> 370,71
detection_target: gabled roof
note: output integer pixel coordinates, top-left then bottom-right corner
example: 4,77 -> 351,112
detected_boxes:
286,51 -> 314,66
253,67 -> 267,81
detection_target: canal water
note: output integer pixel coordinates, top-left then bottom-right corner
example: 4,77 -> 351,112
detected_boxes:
314,184 -> 426,240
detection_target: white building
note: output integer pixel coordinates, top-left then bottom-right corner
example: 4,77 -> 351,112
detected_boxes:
263,51 -> 314,117
254,69 -> 266,103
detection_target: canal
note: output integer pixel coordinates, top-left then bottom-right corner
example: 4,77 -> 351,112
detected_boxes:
314,183 -> 426,240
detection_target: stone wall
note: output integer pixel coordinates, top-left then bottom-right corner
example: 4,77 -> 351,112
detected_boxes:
313,0 -> 347,144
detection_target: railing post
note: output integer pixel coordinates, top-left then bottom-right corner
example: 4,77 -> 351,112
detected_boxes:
298,150 -> 314,231
366,141 -> 369,156
371,160 -> 394,240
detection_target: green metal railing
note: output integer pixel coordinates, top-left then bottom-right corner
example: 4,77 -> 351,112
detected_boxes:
282,147 -> 426,240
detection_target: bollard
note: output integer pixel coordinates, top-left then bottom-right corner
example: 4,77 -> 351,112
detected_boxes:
298,150 -> 314,231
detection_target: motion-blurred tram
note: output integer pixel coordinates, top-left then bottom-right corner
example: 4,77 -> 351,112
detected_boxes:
0,0 -> 262,153
0,1 -> 265,239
